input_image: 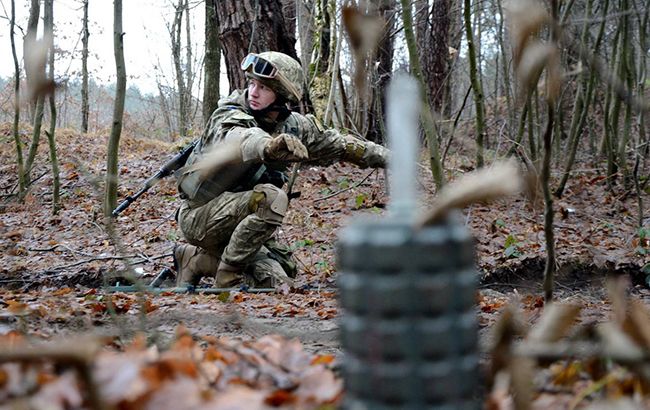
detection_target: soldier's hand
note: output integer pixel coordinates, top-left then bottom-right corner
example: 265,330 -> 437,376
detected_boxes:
263,134 -> 309,162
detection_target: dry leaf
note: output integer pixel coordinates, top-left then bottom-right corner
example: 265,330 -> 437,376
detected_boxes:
504,0 -> 550,66
24,32 -> 56,101
607,276 -> 630,325
143,377 -> 203,410
509,356 -> 534,410
342,6 -> 385,89
488,304 -> 527,381
29,371 -> 83,410
485,371 -> 514,410
527,303 -> 581,343
596,323 -> 645,362
208,385 -> 267,409
179,138 -> 241,177
549,360 -> 581,386
294,365 -> 343,403
417,159 -> 525,227
516,42 -> 558,98
622,300 -> 650,349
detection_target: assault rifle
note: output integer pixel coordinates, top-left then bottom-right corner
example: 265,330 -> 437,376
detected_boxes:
111,140 -> 198,217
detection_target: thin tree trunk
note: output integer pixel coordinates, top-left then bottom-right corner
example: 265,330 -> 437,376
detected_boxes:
365,0 -> 396,143
495,0 -> 514,138
617,0 -> 632,186
400,0 -> 444,189
507,96 -> 528,157
415,0 -> 428,45
24,0 -> 43,184
336,65 -> 349,128
542,107 -> 556,302
445,0 -> 463,116
81,0 -> 90,133
542,0 -> 560,303
556,0 -> 606,198
158,84 -> 174,141
171,0 -> 188,139
323,15 -> 343,127
316,0 -> 331,75
203,0 -> 221,122
10,0 -> 25,196
44,0 -> 60,214
429,0 -> 451,113
184,0 -> 194,133
25,97 -> 44,184
105,0 -> 127,217
463,0 -> 486,168
297,0 -> 315,71
602,22 -> 622,187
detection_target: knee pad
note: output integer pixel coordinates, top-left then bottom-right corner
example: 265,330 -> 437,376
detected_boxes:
248,184 -> 288,225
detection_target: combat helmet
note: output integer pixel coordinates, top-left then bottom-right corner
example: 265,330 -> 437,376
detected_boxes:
241,51 -> 304,103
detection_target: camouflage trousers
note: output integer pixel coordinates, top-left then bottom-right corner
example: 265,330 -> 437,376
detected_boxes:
176,187 -> 292,287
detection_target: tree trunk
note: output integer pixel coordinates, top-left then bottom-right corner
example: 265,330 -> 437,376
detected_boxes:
81,0 -> 90,133
414,0 -> 431,104
44,0 -> 60,214
323,14 -> 343,127
429,0 -> 452,113
617,0 -> 632,186
24,0 -> 40,122
542,0 -> 560,303
216,0 -> 298,93
297,0 -> 315,71
463,0 -> 486,168
203,0 -> 221,122
414,0 -> 428,46
366,0 -> 396,143
10,0 -> 26,197
24,0 -> 44,184
555,0 -> 605,198
400,0 -> 444,189
445,0 -> 463,116
105,0 -> 127,217
496,0 -> 514,137
158,84 -> 174,141
282,0 -> 296,35
316,0 -> 331,75
184,0 -> 194,132
25,97 -> 44,184
171,0 -> 188,139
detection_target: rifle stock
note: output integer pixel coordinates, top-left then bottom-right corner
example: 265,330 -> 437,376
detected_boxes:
111,140 -> 198,217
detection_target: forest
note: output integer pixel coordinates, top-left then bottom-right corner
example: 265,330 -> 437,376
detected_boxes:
1,0 -> 650,408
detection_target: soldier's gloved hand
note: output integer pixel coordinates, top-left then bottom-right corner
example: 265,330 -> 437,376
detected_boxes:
263,134 -> 309,162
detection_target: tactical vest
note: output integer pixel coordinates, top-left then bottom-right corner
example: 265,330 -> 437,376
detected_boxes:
177,109 -> 305,208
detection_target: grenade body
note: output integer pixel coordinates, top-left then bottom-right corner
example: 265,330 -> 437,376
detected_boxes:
337,219 -> 479,409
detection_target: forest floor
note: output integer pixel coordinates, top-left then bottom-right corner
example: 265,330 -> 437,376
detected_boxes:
1,123 -> 650,409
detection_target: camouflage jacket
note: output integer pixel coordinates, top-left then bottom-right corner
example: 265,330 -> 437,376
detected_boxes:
177,90 -> 388,207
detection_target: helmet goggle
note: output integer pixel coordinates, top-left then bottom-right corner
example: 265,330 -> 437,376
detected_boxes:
240,53 -> 278,78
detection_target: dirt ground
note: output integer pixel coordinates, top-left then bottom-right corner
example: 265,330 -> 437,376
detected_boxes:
2,126 -> 650,407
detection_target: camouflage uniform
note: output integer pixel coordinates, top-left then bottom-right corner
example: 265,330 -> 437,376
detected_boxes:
174,52 -> 388,288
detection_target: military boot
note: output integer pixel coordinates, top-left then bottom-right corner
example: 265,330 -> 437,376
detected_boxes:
173,244 -> 219,287
215,261 -> 244,288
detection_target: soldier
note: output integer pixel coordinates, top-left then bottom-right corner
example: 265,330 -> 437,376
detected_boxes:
174,51 -> 388,288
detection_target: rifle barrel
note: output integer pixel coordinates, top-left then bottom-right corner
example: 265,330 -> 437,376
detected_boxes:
111,140 -> 198,218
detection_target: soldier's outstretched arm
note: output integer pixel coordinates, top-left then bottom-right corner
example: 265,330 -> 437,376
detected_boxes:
292,113 -> 389,168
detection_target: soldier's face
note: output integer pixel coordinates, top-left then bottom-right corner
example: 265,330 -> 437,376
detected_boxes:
247,79 -> 277,110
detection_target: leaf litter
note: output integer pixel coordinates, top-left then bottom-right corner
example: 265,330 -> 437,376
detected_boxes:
1,123 -> 650,408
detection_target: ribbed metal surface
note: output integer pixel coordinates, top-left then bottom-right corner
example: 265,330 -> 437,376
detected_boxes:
337,219 -> 480,409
